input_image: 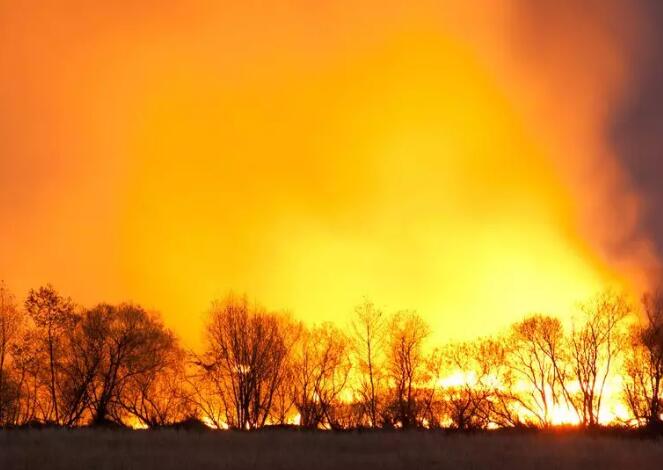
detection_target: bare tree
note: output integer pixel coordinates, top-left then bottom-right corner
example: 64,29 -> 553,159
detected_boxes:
0,281 -> 23,425
57,307 -> 107,426
418,347 -> 446,428
385,311 -> 429,428
477,338 -> 523,428
439,338 -> 513,430
292,323 -> 351,429
196,296 -> 294,429
9,330 -> 42,425
120,345 -> 192,427
268,365 -> 297,425
508,314 -> 566,427
88,303 -> 176,425
24,285 -> 76,424
349,300 -> 386,427
561,291 -> 630,427
623,290 -> 663,428
186,364 -> 227,429
267,317 -> 302,426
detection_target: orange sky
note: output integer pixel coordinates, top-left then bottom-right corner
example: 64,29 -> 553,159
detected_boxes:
0,1 -> 658,347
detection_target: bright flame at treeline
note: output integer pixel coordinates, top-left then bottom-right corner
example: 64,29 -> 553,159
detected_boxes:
0,1 -> 662,430
0,283 -> 660,430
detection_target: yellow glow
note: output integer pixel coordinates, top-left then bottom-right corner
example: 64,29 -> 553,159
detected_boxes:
200,417 -> 229,430
438,371 -> 631,426
0,1 -> 652,350
120,32 -> 624,347
126,417 -> 149,430
549,405 -> 581,426
437,371 -> 477,389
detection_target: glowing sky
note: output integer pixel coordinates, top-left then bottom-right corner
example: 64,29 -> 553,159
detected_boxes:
1,1 -> 660,347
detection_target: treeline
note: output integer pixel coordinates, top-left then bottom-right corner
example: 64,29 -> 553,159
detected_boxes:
0,281 -> 662,431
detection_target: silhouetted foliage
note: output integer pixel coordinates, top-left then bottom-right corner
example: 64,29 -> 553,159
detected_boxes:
349,300 -> 386,428
292,323 -> 351,429
194,295 -> 297,429
384,311 -> 429,428
24,285 -> 77,425
561,291 -> 630,427
623,290 -> 663,428
0,283 -> 661,433
508,314 -> 565,427
439,339 -> 504,430
86,303 -> 178,426
0,281 -> 23,425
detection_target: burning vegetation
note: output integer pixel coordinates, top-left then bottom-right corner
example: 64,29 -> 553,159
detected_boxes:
1,282 -> 663,432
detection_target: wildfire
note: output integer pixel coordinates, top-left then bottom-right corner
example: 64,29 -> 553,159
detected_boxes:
202,417 -> 229,430
549,406 -> 580,426
437,371 -> 477,389
1,0 -> 662,435
126,418 -> 149,430
435,369 -> 633,427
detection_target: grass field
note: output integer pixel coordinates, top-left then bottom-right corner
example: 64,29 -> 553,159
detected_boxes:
1,429 -> 662,469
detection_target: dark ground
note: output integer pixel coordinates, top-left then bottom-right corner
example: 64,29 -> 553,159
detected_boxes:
0,429 -> 662,469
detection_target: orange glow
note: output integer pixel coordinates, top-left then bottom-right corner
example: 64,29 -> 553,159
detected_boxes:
0,1 -> 657,352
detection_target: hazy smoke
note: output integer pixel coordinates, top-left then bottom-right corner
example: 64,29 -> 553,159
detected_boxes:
1,1 -> 661,346
452,0 -> 661,289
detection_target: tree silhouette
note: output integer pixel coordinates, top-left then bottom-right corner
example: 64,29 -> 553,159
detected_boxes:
385,311 -> 429,428
120,342 -> 191,427
9,330 -> 42,424
561,291 -> 630,427
0,283 -> 654,431
508,314 -> 566,427
292,323 -> 351,429
24,285 -> 76,424
439,339 -> 503,430
87,303 -> 176,425
0,282 -> 23,424
57,307 -> 107,425
196,295 -> 295,429
350,300 -> 386,428
623,290 -> 663,428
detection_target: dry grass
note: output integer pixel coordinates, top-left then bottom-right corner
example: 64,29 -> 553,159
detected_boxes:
0,429 -> 662,469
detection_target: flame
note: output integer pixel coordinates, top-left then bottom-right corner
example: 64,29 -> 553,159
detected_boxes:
126,417 -> 149,430
549,405 -> 581,426
0,1 -> 657,350
437,369 -> 633,426
437,371 -> 477,389
199,416 -> 229,430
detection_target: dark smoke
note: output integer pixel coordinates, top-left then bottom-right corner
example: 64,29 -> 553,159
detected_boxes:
611,0 -> 663,269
